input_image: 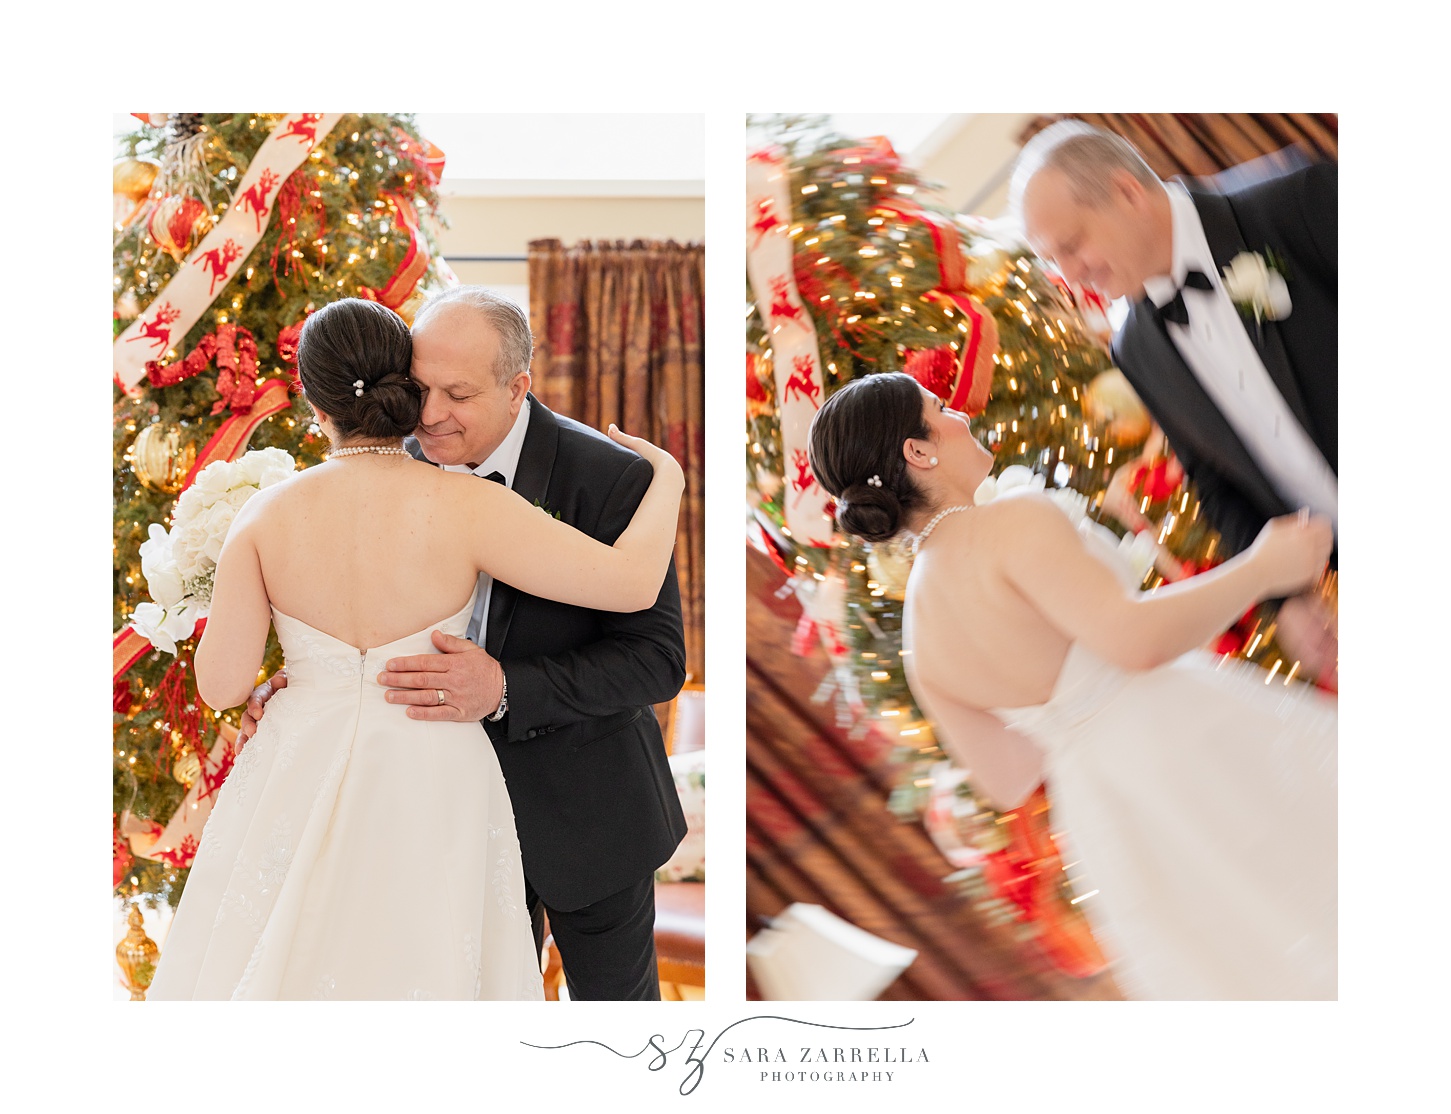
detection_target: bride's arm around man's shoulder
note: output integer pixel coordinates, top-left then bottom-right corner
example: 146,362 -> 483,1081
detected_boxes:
453,424 -> 684,615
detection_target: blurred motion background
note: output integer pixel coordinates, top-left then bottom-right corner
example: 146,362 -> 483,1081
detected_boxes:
744,113 -> 1337,1000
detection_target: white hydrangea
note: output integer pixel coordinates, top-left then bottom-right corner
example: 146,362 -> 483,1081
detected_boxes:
130,448 -> 297,654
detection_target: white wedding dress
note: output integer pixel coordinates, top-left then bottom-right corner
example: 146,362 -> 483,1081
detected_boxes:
149,586 -> 544,1000
989,532 -> 1337,1001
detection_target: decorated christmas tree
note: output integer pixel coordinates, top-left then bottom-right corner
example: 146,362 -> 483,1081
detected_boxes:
743,124 -> 1310,977
112,113 -> 451,908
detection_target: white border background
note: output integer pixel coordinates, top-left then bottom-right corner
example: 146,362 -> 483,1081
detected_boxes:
19,3 -> 1444,1108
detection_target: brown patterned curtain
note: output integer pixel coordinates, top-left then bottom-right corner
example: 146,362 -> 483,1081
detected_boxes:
1021,113 -> 1338,179
527,239 -> 705,680
745,546 -> 1121,1000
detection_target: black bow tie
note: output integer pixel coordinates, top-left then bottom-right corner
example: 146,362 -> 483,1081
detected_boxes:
1155,269 -> 1214,326
483,470 -> 506,485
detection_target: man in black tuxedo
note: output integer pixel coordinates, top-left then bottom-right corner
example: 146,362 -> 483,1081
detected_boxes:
243,288 -> 687,999
1012,121 -> 1337,680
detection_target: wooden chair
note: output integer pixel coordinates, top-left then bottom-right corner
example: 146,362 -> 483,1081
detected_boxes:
656,681 -> 706,997
654,879 -> 705,998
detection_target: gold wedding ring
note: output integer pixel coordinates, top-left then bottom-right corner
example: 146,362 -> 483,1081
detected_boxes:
436,689 -> 446,706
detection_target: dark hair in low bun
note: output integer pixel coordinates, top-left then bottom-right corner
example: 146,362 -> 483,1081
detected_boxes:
835,482 -> 904,544
296,298 -> 421,441
807,372 -> 930,544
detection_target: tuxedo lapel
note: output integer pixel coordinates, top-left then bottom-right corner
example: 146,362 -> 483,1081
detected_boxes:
485,394 -> 558,657
1120,300 -> 1283,510
1187,186 -> 1314,436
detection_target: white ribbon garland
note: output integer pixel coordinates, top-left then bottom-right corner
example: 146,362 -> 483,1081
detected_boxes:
113,113 -> 346,388
746,150 -> 834,547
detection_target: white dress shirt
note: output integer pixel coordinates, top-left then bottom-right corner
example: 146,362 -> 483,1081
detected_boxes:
444,397 -> 532,644
1143,184 -> 1338,534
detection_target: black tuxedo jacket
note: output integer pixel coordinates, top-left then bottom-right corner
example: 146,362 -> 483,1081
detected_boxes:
408,395 -> 687,911
1112,161 -> 1337,558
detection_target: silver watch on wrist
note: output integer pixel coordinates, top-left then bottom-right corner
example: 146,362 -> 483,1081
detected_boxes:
486,668 -> 508,722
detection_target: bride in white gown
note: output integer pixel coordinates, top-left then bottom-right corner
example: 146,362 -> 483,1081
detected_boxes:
148,299 -> 683,1000
807,372 -> 1336,1000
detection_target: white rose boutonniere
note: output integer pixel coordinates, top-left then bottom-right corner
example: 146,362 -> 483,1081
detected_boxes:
1221,250 -> 1292,324
130,448 -> 297,654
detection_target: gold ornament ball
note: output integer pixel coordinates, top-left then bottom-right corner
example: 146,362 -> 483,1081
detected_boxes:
866,541 -> 914,599
395,288 -> 428,327
131,423 -> 197,494
113,157 -> 161,202
116,904 -> 160,1001
173,748 -> 202,786
1083,368 -> 1153,446
147,195 -> 213,263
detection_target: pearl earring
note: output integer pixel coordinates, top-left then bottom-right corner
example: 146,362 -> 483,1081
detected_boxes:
929,457 -> 938,466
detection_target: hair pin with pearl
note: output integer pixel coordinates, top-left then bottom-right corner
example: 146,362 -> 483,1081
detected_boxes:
866,474 -> 883,487
353,379 -> 365,397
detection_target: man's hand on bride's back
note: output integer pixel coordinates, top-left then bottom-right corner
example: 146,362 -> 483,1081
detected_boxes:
606,424 -> 684,487
378,632 -> 504,722
1248,511 -> 1333,598
238,669 -> 287,746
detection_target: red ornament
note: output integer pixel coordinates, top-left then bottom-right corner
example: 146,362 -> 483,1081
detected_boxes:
147,195 -> 211,262
113,677 -> 134,715
1129,459 -> 1181,502
277,318 -> 307,391
113,817 -> 133,890
905,345 -> 957,400
746,352 -> 768,403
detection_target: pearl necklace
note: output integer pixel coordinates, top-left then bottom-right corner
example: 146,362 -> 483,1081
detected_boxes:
329,445 -> 409,459
911,504 -> 974,555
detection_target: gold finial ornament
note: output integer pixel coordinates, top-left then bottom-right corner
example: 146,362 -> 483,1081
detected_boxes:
116,904 -> 160,1001
131,423 -> 197,494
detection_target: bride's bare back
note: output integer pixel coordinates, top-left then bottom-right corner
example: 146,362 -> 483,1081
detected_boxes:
905,501 -> 1075,712
249,457 -> 488,650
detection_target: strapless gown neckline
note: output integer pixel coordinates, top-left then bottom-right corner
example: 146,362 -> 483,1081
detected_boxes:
269,582 -> 480,655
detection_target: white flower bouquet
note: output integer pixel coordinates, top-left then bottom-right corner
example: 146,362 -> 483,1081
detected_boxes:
130,447 -> 296,654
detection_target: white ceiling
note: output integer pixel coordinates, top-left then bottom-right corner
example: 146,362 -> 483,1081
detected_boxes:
823,114 -> 959,160
114,113 -> 707,195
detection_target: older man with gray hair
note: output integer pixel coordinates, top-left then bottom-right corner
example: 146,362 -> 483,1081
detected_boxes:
1012,120 -> 1338,683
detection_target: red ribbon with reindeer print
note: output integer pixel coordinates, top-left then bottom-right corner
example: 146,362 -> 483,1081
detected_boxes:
113,113 -> 345,389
